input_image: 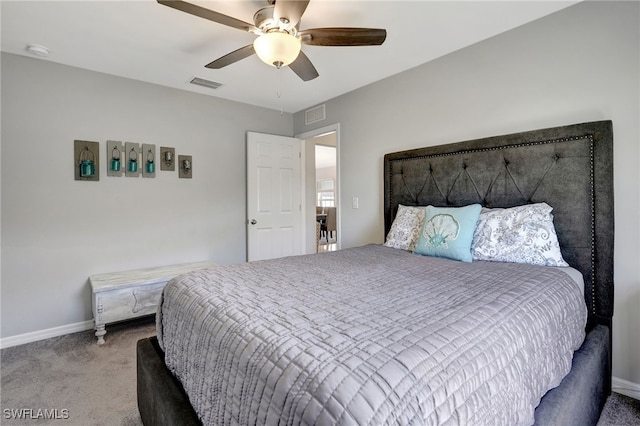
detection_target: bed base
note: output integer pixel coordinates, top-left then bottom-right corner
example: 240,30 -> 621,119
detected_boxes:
137,336 -> 201,426
137,325 -> 610,426
533,325 -> 610,425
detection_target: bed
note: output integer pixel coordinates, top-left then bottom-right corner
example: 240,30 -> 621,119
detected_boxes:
137,120 -> 614,425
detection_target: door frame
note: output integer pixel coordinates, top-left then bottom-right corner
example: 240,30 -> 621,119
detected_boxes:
296,123 -> 341,252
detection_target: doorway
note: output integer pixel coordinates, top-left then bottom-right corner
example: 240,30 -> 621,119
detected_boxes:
297,124 -> 340,254
315,141 -> 337,252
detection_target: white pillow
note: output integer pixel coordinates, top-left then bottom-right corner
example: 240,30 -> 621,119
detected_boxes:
384,205 -> 426,251
471,203 -> 569,266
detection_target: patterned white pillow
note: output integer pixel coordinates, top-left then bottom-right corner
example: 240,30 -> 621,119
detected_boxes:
384,205 -> 426,251
471,203 -> 569,266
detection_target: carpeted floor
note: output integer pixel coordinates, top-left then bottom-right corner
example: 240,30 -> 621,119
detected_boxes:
1,318 -> 639,426
598,392 -> 640,426
1,318 -> 156,426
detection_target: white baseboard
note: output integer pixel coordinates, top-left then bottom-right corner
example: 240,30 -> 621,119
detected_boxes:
0,320 -> 94,349
612,376 -> 640,400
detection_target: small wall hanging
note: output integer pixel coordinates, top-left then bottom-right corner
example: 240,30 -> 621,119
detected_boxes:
160,146 -> 175,171
125,142 -> 141,177
74,140 -> 100,181
178,155 -> 192,179
142,144 -> 156,178
106,140 -> 124,177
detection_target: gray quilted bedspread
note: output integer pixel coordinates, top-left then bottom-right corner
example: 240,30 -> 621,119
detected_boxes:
157,245 -> 586,426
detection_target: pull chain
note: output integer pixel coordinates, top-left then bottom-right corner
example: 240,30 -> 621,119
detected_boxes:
277,68 -> 284,116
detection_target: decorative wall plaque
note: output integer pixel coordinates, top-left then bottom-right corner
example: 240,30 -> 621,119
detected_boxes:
74,140 -> 100,181
178,155 -> 192,179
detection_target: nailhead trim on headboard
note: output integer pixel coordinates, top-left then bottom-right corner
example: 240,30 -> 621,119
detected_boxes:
589,137 -> 597,317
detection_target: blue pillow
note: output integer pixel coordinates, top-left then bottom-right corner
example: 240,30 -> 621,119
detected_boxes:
413,204 -> 482,262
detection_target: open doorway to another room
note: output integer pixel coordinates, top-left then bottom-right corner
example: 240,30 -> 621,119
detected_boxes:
315,141 -> 337,252
299,124 -> 340,255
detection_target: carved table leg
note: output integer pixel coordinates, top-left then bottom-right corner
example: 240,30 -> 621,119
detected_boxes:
95,325 -> 106,345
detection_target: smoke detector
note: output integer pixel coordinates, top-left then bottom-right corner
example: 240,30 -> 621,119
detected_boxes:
26,44 -> 50,57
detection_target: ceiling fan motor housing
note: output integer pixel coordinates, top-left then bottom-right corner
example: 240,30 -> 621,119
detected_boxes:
254,6 -> 277,32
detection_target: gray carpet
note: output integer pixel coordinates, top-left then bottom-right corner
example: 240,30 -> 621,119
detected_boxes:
1,318 -> 638,426
1,318 -> 156,426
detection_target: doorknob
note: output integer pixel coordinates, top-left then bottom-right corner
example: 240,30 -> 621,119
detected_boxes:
250,219 -> 257,225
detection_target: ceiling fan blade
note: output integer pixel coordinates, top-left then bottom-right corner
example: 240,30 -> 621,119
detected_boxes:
273,0 -> 310,28
205,45 -> 255,69
157,0 -> 256,32
289,51 -> 319,81
300,28 -> 387,46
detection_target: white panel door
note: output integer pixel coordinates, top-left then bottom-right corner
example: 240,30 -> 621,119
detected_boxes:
247,132 -> 303,261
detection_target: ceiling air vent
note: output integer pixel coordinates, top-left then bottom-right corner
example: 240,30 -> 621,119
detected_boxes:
305,104 -> 326,125
189,77 -> 222,90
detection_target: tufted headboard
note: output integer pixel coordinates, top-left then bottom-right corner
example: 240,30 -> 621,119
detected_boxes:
383,121 -> 614,330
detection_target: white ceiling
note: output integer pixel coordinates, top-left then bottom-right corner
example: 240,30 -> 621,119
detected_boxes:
1,0 -> 578,113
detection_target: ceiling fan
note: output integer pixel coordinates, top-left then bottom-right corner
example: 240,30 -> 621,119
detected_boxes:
157,0 -> 387,81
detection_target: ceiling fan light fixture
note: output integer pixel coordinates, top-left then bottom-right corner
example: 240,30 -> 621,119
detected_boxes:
253,32 -> 301,69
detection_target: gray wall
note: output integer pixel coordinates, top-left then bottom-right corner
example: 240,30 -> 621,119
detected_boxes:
1,54 -> 293,338
294,1 -> 640,387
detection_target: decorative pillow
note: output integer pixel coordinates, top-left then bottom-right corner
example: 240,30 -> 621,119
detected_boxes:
384,205 -> 426,251
413,204 -> 482,262
471,202 -> 569,267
